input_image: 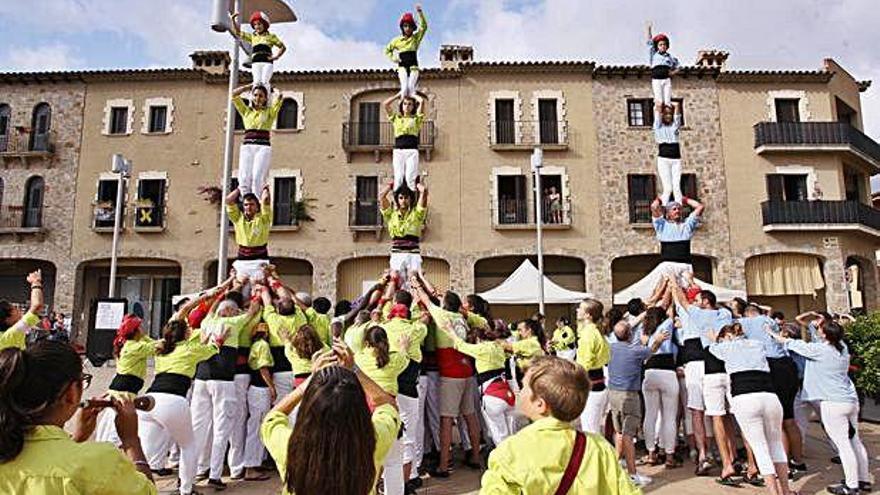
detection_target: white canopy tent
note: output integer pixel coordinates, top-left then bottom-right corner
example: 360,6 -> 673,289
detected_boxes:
479,259 -> 592,305
613,263 -> 746,305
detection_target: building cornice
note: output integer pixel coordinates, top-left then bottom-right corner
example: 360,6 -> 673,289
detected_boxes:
716,70 -> 833,84
592,65 -> 718,79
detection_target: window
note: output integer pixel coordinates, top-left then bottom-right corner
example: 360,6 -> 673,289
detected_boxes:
497,174 -> 527,224
135,178 -> 166,228
627,174 -> 656,223
109,107 -> 128,134
844,170 -> 864,203
0,104 -> 9,152
353,176 -> 380,226
627,98 -> 685,127
233,99 -> 249,130
277,99 -> 298,130
836,97 -> 857,126
774,99 -> 800,123
22,176 -> 44,228
30,103 -> 51,151
94,179 -> 123,228
494,99 -> 516,144
766,174 -> 808,202
538,174 -> 563,223
538,99 -> 559,145
273,176 -> 298,226
357,102 -> 380,146
147,106 -> 168,133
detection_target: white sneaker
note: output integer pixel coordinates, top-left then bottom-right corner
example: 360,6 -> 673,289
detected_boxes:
630,473 -> 653,487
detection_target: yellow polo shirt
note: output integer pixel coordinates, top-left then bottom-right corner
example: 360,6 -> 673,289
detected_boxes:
263,305 -> 308,347
154,337 -> 220,378
116,337 -> 158,380
0,425 -> 156,494
576,322 -> 610,371
354,349 -> 410,395
227,203 -> 272,248
261,403 -> 400,495
552,325 -> 576,351
451,338 -> 507,374
232,95 -> 283,131
381,205 -> 427,239
480,417 -> 640,495
512,336 -> 545,369
0,311 -> 39,350
283,342 -> 329,376
249,339 -> 274,370
381,317 -> 427,363
304,307 -> 331,345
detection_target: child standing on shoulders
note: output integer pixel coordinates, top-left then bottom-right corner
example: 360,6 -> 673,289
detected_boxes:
385,5 -> 428,98
480,356 -> 640,494
232,84 -> 282,196
646,22 -> 679,106
384,93 -> 429,192
654,101 -> 683,206
229,11 -> 286,93
380,181 -> 428,289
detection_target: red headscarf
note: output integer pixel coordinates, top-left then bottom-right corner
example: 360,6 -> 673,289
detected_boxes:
113,314 -> 142,357
388,303 -> 410,320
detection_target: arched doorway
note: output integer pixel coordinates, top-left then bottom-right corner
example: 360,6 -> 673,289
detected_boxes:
336,256 -> 450,302
0,259 -> 56,309
205,257 -> 314,294
611,255 -> 713,295
745,253 -> 826,317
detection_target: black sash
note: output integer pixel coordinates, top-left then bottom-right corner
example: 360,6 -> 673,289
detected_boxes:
395,134 -> 420,149
652,65 -> 671,79
398,51 -> 418,70
147,373 -> 192,397
658,142 -> 681,159
730,370 -> 775,397
251,44 -> 273,64
109,374 -> 144,394
644,353 -> 677,371
194,347 -> 238,381
660,240 -> 692,263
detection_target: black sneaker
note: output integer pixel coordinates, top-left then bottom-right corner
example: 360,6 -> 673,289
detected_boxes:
789,459 -> 808,472
831,455 -> 842,465
207,478 -> 227,491
839,480 -> 873,492
826,484 -> 859,495
195,470 -> 209,482
151,467 -> 173,476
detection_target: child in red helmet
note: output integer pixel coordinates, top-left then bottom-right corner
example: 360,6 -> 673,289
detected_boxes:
646,22 -> 680,106
385,4 -> 428,98
230,10 -> 287,95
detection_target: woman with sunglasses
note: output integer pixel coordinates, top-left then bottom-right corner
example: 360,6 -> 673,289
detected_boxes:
0,340 -> 156,494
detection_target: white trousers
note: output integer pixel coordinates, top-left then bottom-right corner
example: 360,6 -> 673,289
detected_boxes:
423,371 -> 441,453
656,157 -> 682,206
397,67 -> 419,98
192,379 -> 240,479
245,386 -> 272,468
480,391 -> 515,446
730,392 -> 787,476
94,408 -> 122,446
382,437 -> 405,495
643,369 -> 679,454
392,149 -> 420,192
580,388 -> 608,434
237,144 -> 272,196
820,401 -> 871,489
251,62 -> 274,93
139,393 -> 198,494
411,376 -> 428,479
227,374 -> 250,477
398,394 -> 420,465
652,78 -> 672,106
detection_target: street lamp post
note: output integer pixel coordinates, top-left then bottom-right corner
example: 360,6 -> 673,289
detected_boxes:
531,148 -> 545,314
211,0 -> 297,285
108,153 -> 131,298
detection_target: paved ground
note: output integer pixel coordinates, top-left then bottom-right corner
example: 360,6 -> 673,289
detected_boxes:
81,362 -> 879,494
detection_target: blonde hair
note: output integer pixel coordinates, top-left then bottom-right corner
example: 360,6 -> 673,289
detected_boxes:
526,356 -> 589,422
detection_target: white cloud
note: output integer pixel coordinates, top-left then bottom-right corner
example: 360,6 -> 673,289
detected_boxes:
3,43 -> 85,72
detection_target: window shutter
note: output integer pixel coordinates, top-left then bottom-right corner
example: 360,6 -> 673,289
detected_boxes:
766,174 -> 784,202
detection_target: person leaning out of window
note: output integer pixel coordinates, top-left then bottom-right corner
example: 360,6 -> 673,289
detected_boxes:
0,340 -> 157,494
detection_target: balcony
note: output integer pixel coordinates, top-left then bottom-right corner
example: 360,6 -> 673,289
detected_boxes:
754,122 -> 880,172
761,200 -> 880,237
342,121 -> 435,163
493,197 -> 572,230
0,205 -> 45,238
0,130 -> 55,166
349,200 -> 383,240
490,121 -> 569,151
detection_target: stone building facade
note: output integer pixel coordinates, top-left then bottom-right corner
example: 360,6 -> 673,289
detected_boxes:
0,48 -> 877,340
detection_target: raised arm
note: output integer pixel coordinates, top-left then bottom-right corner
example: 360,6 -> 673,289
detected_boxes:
232,84 -> 251,98
646,21 -> 653,42
685,196 -> 704,217
261,184 -> 271,207
795,311 -> 819,328
228,11 -> 242,38
226,187 -> 242,205
666,274 -> 688,309
25,270 -> 45,316
650,196 -> 663,219
416,182 -> 428,209
419,95 -> 430,117
379,181 -> 394,210
383,94 -> 398,116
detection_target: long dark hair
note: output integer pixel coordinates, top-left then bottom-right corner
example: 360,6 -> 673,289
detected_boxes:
642,307 -> 667,336
286,366 -> 376,495
160,320 -> 189,355
520,318 -> 546,350
823,322 -> 845,353
363,326 -> 390,368
293,325 -> 324,361
0,341 -> 82,462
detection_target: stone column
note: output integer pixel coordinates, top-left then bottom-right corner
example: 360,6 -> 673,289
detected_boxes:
821,239 -> 849,314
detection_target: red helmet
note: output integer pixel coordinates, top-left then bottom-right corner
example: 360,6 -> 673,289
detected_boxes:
399,12 -> 416,29
652,33 -> 670,46
250,11 -> 270,29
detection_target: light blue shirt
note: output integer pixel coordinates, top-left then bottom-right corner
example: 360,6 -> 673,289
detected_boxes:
649,319 -> 677,356
653,211 -> 700,242
709,338 -> 770,375
739,315 -> 788,359
785,340 -> 857,403
648,41 -> 680,70
653,112 -> 681,144
608,341 -> 653,391
677,304 -> 732,347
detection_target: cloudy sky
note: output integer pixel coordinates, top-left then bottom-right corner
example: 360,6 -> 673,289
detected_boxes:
1,0 -> 877,188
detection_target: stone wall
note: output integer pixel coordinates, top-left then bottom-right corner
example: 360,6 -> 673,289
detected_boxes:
589,76 -> 734,305
0,83 -> 85,314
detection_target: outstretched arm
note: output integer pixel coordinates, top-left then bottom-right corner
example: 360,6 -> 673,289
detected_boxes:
667,274 -> 688,309
229,12 -> 242,38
